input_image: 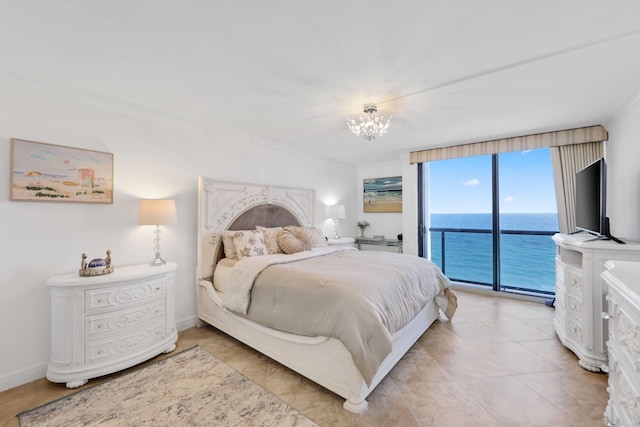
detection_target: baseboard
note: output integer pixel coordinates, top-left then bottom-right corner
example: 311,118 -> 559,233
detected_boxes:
0,363 -> 47,393
177,315 -> 197,332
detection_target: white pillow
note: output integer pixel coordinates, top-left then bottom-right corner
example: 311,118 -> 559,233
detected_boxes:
256,226 -> 284,254
232,230 -> 268,259
307,227 -> 328,248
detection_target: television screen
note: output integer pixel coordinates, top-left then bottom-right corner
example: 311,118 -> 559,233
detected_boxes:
575,158 -> 606,236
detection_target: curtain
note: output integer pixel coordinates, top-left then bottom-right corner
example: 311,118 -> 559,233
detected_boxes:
550,141 -> 604,234
409,125 -> 607,163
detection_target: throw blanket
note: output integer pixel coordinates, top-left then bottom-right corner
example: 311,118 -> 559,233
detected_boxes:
220,247 -> 457,385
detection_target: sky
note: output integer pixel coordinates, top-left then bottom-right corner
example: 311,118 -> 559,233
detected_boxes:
428,148 -> 558,214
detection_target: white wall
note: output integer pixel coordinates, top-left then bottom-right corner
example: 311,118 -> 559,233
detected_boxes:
605,91 -> 640,241
0,78 -> 358,390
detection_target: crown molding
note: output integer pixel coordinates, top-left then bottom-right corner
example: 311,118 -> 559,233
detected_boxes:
602,77 -> 640,128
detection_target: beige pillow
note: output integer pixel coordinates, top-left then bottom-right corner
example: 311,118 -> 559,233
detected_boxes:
221,231 -> 239,259
277,226 -> 312,254
256,226 -> 283,254
232,230 -> 268,259
307,227 -> 328,247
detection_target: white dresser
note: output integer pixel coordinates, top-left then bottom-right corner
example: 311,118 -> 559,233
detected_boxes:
552,234 -> 640,372
601,260 -> 640,427
46,262 -> 178,388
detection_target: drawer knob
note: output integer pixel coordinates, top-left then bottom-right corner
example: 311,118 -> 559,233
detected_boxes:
602,312 -> 613,320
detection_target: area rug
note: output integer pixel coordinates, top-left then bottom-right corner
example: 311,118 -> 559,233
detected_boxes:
18,345 -> 318,426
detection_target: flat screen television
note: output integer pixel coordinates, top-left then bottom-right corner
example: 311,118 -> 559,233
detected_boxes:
575,157 -> 607,237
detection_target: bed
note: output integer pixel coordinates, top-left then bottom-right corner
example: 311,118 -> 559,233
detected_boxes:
196,178 -> 456,413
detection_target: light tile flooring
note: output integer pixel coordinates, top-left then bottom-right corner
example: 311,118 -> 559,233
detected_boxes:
1,290 -> 608,427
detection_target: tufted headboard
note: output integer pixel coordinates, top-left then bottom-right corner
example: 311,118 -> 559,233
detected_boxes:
197,177 -> 315,281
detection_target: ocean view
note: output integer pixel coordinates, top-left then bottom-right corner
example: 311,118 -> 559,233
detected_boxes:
429,213 -> 559,294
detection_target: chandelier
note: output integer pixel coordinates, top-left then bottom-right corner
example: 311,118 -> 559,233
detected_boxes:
347,104 -> 392,140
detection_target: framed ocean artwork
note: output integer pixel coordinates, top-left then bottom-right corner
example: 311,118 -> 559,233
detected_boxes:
363,176 -> 402,213
10,138 -> 114,204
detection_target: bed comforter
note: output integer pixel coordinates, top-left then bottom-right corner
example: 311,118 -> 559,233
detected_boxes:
219,247 -> 456,385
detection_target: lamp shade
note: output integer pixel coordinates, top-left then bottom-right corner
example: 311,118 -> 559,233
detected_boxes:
138,199 -> 178,225
327,204 -> 346,219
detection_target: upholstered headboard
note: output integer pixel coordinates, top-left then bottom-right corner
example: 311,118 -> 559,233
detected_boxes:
197,178 -> 315,281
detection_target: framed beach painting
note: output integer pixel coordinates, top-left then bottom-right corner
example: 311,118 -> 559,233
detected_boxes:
10,138 -> 114,204
363,176 -> 402,213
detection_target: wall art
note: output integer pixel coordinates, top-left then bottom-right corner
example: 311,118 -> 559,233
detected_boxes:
10,138 -> 114,203
363,176 -> 402,213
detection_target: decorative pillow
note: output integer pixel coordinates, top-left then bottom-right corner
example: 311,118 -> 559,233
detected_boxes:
277,226 -> 312,254
306,227 -> 328,248
232,230 -> 268,259
221,231 -> 239,259
256,226 -> 283,254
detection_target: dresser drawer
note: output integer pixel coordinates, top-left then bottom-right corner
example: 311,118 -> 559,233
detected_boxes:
85,278 -> 165,313
566,317 -> 584,344
85,321 -> 166,364
565,294 -> 583,320
564,269 -> 583,295
85,300 -> 165,339
609,297 -> 640,376
607,348 -> 640,427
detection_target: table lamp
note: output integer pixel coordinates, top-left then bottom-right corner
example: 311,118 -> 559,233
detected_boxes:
138,199 -> 177,266
327,204 -> 346,239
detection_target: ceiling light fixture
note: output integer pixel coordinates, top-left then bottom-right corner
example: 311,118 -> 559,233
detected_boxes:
347,104 -> 392,140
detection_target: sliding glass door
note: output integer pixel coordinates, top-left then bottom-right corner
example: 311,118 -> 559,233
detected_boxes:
421,148 -> 558,296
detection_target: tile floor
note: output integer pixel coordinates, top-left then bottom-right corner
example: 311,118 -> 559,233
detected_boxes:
0,290 -> 608,427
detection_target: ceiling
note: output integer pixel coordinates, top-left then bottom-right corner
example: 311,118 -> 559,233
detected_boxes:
2,1 -> 640,165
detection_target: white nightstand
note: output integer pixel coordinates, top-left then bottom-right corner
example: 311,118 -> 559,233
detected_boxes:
327,237 -> 356,247
46,262 -> 178,388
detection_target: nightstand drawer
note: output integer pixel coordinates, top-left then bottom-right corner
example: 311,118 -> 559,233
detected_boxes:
85,278 -> 165,313
85,300 -> 165,339
85,321 -> 166,364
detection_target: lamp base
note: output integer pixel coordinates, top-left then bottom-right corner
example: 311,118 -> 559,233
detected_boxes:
150,253 -> 166,266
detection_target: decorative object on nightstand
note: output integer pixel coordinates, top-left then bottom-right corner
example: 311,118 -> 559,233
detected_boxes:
79,250 -> 114,276
46,262 -> 178,388
138,199 -> 177,266
327,204 -> 346,239
357,220 -> 369,238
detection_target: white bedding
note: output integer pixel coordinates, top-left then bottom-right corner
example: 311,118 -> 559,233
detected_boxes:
212,247 -> 456,385
216,246 -> 346,313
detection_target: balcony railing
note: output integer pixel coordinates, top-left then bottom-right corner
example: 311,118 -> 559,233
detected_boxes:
428,227 -> 558,296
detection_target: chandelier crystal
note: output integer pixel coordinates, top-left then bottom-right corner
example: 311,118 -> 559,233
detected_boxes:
347,104 -> 391,140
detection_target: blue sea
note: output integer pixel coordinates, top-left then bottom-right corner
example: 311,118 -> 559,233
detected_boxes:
429,213 -> 559,294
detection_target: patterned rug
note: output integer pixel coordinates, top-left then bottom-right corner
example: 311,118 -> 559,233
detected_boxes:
19,345 -> 318,426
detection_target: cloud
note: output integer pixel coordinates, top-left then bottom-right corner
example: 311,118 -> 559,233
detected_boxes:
504,196 -> 515,203
464,178 -> 480,186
